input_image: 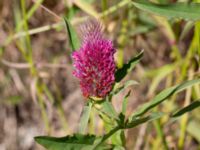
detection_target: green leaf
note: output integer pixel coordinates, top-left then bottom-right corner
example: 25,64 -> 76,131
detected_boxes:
132,0 -> 200,20
35,134 -> 111,150
79,102 -> 92,134
131,78 -> 200,118
122,91 -> 131,115
127,112 -> 164,129
111,80 -> 138,96
64,18 -> 80,52
172,100 -> 200,118
101,100 -> 118,119
35,134 -> 95,150
115,50 -> 143,82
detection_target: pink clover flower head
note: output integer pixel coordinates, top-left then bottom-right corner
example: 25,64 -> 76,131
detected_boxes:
72,20 -> 116,98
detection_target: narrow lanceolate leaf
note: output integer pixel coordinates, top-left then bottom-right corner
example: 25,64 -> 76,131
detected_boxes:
126,112 -> 164,128
132,0 -> 200,21
115,50 -> 143,82
79,102 -> 92,134
64,18 -> 80,52
131,78 -> 200,118
172,100 -> 200,118
35,134 -> 111,150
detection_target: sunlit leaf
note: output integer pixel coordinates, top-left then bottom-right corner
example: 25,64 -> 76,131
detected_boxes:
132,0 -> 200,20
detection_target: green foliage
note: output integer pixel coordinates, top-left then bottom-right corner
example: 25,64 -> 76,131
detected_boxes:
64,18 -> 80,52
128,99 -> 200,129
35,134 -> 112,150
132,0 -> 200,20
115,50 -> 143,82
130,79 -> 200,119
126,112 -> 164,128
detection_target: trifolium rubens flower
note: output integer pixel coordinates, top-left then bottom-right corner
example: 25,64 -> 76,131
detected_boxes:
72,19 -> 116,98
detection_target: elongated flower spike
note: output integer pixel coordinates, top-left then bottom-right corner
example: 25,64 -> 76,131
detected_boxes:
72,19 -> 116,98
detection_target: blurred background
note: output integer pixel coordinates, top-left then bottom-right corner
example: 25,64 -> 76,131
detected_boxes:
0,0 -> 200,149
